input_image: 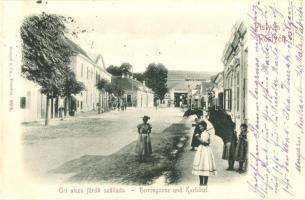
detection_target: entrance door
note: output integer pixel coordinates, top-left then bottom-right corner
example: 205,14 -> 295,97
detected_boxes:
174,93 -> 187,107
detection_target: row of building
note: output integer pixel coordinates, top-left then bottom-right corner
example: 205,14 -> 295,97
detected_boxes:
161,70 -> 215,109
20,39 -> 154,123
160,21 -> 248,133
209,21 -> 248,131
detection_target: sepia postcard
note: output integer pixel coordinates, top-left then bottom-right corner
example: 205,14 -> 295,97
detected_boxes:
0,0 -> 304,199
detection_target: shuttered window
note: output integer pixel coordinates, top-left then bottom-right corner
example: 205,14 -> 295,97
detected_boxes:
224,89 -> 232,111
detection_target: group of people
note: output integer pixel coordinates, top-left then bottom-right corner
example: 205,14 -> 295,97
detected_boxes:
190,112 -> 248,186
134,112 -> 248,186
111,99 -> 127,111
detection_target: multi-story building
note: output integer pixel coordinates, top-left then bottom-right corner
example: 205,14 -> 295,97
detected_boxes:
210,71 -> 224,109
67,40 -> 111,113
20,39 -> 111,122
221,21 -> 248,131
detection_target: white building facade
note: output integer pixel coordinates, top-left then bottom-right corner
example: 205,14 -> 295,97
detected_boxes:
20,40 -> 111,122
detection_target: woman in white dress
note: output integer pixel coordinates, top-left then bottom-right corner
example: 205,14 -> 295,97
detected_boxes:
192,121 -> 217,186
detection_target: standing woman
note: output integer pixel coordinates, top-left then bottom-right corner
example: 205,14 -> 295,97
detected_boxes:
222,123 -> 238,170
135,115 -> 152,161
192,121 -> 217,186
234,123 -> 248,173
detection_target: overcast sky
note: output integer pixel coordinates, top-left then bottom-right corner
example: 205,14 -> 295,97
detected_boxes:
28,0 -> 249,73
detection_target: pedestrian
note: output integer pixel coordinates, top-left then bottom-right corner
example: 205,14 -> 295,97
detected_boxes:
234,123 -> 248,173
192,120 -> 217,186
117,99 -> 121,111
135,115 -> 152,161
190,112 -> 203,151
222,123 -> 237,170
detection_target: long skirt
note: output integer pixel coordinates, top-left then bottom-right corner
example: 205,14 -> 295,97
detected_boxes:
135,134 -> 152,156
222,142 -> 236,160
192,145 -> 217,176
234,140 -> 248,162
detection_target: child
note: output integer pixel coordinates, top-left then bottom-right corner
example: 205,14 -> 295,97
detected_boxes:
234,123 -> 248,173
192,121 -> 217,186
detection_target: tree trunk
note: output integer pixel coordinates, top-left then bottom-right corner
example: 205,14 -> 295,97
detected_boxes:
55,97 -> 59,118
50,97 -> 54,119
98,92 -> 101,114
45,94 -> 49,126
68,96 -> 71,116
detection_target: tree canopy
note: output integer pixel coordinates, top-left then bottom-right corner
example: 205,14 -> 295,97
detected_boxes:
133,73 -> 145,82
106,63 -> 133,77
21,12 -> 85,125
143,63 -> 168,100
106,65 -> 122,76
21,13 -> 74,96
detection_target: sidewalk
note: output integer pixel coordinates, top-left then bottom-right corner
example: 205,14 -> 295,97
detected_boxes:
176,117 -> 246,186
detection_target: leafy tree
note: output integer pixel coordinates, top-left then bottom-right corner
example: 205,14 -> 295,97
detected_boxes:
96,78 -> 109,91
96,78 -> 109,113
61,68 -> 86,97
104,82 -> 113,94
106,65 -> 121,76
106,63 -> 132,77
133,72 -> 145,82
143,63 -> 168,100
119,63 -> 132,76
109,83 -> 125,98
21,12 -> 75,125
96,79 -> 124,108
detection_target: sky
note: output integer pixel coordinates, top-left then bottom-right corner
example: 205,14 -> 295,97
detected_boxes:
26,0 -> 249,73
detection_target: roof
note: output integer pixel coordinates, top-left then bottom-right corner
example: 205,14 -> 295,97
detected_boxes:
65,38 -> 111,76
111,76 -> 152,92
168,70 -> 217,81
65,37 -> 95,64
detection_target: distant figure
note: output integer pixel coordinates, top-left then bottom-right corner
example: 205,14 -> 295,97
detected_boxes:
117,99 -> 121,111
222,123 -> 237,170
124,101 -> 127,111
190,112 -> 203,151
192,121 -> 217,186
97,102 -> 101,114
135,115 -> 152,161
234,123 -> 248,173
154,100 -> 159,110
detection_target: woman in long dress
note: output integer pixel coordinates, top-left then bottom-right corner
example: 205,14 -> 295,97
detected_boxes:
135,115 -> 152,161
192,121 -> 217,186
222,123 -> 237,170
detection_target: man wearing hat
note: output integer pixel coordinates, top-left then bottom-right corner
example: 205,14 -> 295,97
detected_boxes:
135,115 -> 152,161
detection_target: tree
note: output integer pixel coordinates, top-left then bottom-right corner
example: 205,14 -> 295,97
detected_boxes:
106,65 -> 121,76
119,63 -> 132,76
106,63 -> 132,77
21,12 -> 75,125
133,72 -> 145,82
96,78 -> 110,113
61,68 -> 86,114
96,78 -> 109,91
143,63 -> 168,101
110,83 -> 125,98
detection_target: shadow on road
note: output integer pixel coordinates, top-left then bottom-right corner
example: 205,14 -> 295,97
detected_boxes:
49,122 -> 191,185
